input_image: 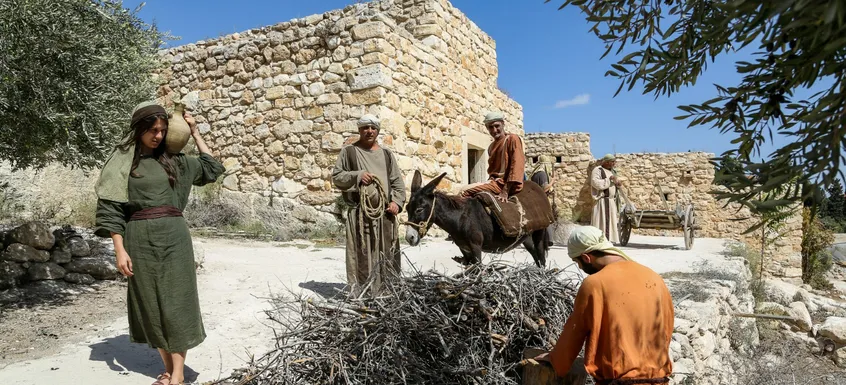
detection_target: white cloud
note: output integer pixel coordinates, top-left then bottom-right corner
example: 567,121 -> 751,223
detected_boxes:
554,93 -> 590,109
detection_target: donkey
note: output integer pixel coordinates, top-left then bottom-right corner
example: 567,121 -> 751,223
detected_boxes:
404,171 -> 549,267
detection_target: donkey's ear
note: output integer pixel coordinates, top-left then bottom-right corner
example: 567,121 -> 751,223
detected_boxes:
422,172 -> 448,193
411,170 -> 423,192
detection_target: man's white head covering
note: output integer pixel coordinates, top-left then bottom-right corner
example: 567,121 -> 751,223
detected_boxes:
357,114 -> 380,129
567,225 -> 632,261
600,154 -> 616,162
483,111 -> 504,125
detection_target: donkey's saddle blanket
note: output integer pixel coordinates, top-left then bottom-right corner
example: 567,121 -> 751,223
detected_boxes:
475,181 -> 555,238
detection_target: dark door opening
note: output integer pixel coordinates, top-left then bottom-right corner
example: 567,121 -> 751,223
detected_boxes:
467,148 -> 483,184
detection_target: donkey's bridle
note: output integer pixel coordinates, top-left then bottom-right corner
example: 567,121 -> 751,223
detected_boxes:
403,194 -> 437,238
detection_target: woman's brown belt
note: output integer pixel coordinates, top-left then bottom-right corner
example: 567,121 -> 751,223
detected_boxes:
129,206 -> 183,221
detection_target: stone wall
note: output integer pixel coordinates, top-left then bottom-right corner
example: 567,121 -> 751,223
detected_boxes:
523,132 -> 593,221
524,133 -> 803,279
154,0 -> 522,216
0,223 -> 118,290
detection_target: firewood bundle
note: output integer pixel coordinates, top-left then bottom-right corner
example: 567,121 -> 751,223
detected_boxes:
216,263 -> 579,385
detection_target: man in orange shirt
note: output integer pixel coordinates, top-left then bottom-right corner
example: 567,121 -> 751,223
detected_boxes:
534,226 -> 674,384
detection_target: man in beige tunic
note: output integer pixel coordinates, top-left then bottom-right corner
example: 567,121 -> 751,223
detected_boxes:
332,115 -> 406,295
591,154 -> 622,244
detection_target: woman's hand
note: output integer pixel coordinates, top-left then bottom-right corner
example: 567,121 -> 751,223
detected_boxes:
184,110 -> 198,135
116,249 -> 134,277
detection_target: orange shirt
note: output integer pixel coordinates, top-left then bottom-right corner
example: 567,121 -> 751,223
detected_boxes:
549,261 -> 674,381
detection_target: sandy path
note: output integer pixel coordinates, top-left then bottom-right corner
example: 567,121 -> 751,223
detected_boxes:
0,234 -> 730,384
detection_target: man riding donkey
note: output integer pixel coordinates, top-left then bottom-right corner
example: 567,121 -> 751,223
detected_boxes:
460,111 -> 526,202
420,111 -> 552,266
532,226 -> 674,385
332,115 -> 406,296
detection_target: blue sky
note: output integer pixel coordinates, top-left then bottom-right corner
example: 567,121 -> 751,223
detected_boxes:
126,0 -> 793,159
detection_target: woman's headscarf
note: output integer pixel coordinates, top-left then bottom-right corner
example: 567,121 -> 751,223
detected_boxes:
94,101 -> 167,203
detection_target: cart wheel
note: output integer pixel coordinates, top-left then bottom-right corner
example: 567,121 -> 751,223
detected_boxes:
619,215 -> 632,246
683,205 -> 695,250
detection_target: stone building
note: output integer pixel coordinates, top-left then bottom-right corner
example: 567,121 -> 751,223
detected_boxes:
155,0 -> 522,218
0,0 -> 802,280
524,132 -> 803,280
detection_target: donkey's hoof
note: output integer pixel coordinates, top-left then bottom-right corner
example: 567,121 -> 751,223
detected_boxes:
452,256 -> 469,265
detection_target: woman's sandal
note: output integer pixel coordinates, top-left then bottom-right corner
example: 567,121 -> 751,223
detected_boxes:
152,372 -> 171,385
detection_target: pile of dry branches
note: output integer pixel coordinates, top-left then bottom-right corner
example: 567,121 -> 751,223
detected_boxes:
216,263 -> 580,385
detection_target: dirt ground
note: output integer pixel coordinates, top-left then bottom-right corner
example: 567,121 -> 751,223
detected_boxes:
0,280 -> 126,366
0,234 -> 736,384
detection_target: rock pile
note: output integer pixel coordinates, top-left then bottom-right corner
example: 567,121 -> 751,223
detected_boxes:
663,258 -> 757,385
756,278 -> 846,369
0,222 -> 118,290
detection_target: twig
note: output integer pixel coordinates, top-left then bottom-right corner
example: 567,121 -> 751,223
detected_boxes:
731,312 -> 796,321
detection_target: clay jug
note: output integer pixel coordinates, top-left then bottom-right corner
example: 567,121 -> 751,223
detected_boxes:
166,102 -> 191,154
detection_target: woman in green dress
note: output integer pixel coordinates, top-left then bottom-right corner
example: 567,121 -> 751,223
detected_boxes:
95,102 -> 225,385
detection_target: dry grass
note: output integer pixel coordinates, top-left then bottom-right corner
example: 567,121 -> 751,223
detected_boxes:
184,180 -> 345,245
738,333 -> 843,384
662,259 -> 744,302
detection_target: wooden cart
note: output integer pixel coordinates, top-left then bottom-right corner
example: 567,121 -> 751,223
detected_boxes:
618,182 -> 698,250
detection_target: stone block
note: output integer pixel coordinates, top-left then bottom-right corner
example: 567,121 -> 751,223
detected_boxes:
361,53 -> 391,66
820,317 -> 846,344
346,64 -> 392,91
351,22 -> 388,40
265,86 -> 286,100
268,140 -> 286,155
0,260 -> 25,289
28,262 -> 66,281
2,243 -> 50,263
321,132 -> 345,151
9,222 -> 55,250
328,63 -> 345,75
63,258 -> 119,280
342,87 -> 386,106
64,272 -> 95,285
222,174 -> 239,190
412,24 -> 442,38
307,82 -> 326,96
225,60 -> 244,75
322,72 -> 343,84
316,94 -> 342,106
303,106 -> 324,120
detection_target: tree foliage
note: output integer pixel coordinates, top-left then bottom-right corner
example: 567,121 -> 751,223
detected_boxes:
822,178 -> 845,218
549,0 -> 846,225
0,0 -> 167,170
713,155 -> 743,188
801,207 -> 834,289
820,178 -> 846,231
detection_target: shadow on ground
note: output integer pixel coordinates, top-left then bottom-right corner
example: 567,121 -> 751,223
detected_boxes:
298,281 -> 346,299
0,280 -> 122,322
88,334 -> 199,382
621,242 -> 681,250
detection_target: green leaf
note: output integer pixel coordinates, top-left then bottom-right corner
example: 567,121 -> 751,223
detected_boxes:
611,64 -> 629,73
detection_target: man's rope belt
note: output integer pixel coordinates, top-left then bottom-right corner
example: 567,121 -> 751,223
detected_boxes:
597,377 -> 670,385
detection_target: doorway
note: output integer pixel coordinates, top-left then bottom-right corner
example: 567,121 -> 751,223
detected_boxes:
467,147 -> 485,184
